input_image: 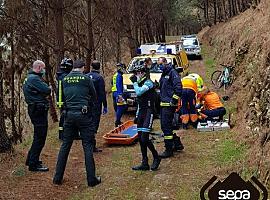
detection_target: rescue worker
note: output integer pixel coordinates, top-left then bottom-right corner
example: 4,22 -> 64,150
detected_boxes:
53,60 -> 101,187
111,63 -> 126,127
23,60 -> 51,172
158,57 -> 184,158
144,57 -> 153,70
56,58 -> 73,140
188,73 -> 204,92
181,76 -> 198,129
130,65 -> 161,171
198,86 -> 226,121
86,60 -> 108,152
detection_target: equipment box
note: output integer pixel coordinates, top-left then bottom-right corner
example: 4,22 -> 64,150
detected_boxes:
197,120 -> 230,132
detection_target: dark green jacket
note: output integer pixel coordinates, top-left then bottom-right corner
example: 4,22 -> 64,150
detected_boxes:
23,70 -> 51,105
63,71 -> 97,110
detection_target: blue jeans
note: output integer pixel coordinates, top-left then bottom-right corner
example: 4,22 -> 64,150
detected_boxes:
201,107 -> 226,120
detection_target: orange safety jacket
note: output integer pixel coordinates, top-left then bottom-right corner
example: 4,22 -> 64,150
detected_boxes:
202,92 -> 224,110
182,77 -> 198,94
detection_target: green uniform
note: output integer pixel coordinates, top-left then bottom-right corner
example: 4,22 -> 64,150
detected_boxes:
54,71 -> 98,186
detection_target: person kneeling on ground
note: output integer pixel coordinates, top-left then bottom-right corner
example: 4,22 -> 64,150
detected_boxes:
197,86 -> 226,121
130,64 -> 161,171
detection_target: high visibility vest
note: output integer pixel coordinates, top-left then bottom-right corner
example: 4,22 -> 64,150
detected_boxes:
111,73 -> 117,92
188,73 -> 204,92
182,77 -> 198,93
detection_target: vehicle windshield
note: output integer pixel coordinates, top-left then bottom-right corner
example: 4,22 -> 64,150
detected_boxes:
183,39 -> 198,46
127,57 -> 173,73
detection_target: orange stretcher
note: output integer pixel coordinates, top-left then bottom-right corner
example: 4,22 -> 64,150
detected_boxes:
103,120 -> 138,145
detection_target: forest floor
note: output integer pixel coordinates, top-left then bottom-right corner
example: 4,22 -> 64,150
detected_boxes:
0,47 -> 249,200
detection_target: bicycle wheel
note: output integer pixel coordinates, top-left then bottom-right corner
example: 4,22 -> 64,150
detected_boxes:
211,70 -> 223,88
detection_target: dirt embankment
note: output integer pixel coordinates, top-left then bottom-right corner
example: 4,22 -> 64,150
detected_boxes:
199,0 -> 270,187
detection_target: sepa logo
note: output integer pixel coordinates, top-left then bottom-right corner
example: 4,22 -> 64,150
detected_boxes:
200,172 -> 268,200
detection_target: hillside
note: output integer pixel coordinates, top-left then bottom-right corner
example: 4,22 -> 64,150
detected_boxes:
199,0 -> 270,187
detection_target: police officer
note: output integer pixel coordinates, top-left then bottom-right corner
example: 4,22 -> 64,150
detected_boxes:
23,60 -> 51,172
56,58 -> 73,140
86,60 -> 108,152
111,63 -> 126,127
158,57 -> 184,158
53,60 -> 101,187
130,65 -> 161,171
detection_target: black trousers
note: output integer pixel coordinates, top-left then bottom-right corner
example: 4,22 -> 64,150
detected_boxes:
160,106 -> 176,150
93,103 -> 102,148
54,111 -> 96,185
26,104 -> 48,167
137,108 -> 158,161
58,108 -> 65,140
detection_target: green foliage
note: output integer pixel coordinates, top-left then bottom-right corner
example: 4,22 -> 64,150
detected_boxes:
12,165 -> 26,177
216,139 -> 248,164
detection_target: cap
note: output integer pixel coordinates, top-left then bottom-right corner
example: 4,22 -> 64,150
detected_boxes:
73,59 -> 85,68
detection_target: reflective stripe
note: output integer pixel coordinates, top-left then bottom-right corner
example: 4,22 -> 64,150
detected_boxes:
59,127 -> 63,131
23,78 -> 28,84
181,114 -> 189,124
137,128 -> 151,132
172,94 -> 180,100
111,73 -> 117,92
57,80 -> 63,108
164,135 -> 173,140
117,101 -> 126,105
190,114 -> 198,122
160,102 -> 171,107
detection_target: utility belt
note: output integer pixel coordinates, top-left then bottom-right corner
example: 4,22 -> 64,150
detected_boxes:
65,105 -> 90,115
138,100 -> 155,109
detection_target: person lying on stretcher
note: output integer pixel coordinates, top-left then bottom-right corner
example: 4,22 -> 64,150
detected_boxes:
196,86 -> 226,121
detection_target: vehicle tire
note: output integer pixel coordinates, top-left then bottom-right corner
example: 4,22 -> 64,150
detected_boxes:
211,70 -> 223,88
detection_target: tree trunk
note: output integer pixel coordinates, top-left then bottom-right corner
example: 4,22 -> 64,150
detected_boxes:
0,48 -> 12,153
52,0 -> 65,65
86,0 -> 95,73
10,32 -> 20,144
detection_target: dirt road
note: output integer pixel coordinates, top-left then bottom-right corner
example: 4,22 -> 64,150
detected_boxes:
0,59 -> 239,200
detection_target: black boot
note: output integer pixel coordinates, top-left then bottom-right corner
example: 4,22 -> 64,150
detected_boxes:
191,121 -> 198,129
88,176 -> 101,187
132,158 -> 150,171
173,134 -> 184,152
151,157 -> 161,171
159,149 -> 173,158
115,121 -> 123,127
182,124 -> 188,130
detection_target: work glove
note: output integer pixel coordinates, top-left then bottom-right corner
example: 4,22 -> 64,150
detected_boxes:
103,107 -> 108,115
130,75 -> 138,83
134,117 -> 138,124
170,98 -> 178,106
195,104 -> 202,109
117,95 -> 124,103
153,80 -> 159,89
